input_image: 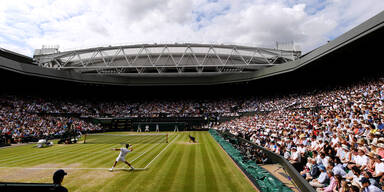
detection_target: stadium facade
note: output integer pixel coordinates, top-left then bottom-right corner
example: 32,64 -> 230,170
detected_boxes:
0,11 -> 383,88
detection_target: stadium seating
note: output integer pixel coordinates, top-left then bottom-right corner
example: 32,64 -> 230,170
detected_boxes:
213,77 -> 384,191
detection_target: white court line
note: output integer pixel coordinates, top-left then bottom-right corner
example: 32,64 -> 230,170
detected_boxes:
129,142 -> 162,163
1,143 -> 152,168
0,167 -> 146,170
144,134 -> 179,169
117,134 -> 176,164
0,142 -> 151,164
1,151 -> 139,157
0,144 -> 120,164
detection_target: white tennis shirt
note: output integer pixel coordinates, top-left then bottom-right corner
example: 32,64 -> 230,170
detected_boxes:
118,148 -> 131,159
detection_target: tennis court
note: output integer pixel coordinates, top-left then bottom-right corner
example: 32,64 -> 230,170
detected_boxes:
0,131 -> 256,192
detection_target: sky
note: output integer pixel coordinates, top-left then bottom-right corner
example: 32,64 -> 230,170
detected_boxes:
0,0 -> 383,56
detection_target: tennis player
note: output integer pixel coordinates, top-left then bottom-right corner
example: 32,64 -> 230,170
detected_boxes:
110,144 -> 135,171
189,134 -> 197,143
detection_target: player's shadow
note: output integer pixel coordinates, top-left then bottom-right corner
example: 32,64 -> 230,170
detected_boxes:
117,168 -> 146,172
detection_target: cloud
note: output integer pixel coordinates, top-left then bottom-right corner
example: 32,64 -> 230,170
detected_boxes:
0,0 -> 383,56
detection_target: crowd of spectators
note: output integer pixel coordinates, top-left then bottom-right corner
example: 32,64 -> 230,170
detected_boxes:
0,96 -> 259,118
213,77 -> 384,191
0,93 -> 264,143
0,99 -> 102,143
0,94 -> 263,143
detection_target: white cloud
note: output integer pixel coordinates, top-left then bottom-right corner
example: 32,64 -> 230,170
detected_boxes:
0,42 -> 31,56
0,0 -> 383,56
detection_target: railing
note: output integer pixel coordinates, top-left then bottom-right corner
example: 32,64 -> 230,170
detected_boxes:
0,182 -> 59,192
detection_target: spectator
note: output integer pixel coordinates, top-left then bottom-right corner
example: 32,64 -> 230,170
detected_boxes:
309,165 -> 329,188
303,158 -> 320,181
360,177 -> 382,192
373,155 -> 384,181
53,169 -> 68,192
319,174 -> 341,192
289,146 -> 301,171
328,162 -> 346,178
338,178 -> 349,192
345,166 -> 362,189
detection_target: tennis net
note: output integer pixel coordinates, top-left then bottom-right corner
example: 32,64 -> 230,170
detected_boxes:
83,133 -> 168,144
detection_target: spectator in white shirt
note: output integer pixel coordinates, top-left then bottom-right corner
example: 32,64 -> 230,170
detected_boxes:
347,149 -> 359,170
297,143 -> 307,155
373,155 -> 384,179
320,153 -> 329,168
312,151 -> 322,165
355,149 -> 369,170
283,147 -> 291,160
309,166 -> 330,188
290,147 -> 301,171
331,135 -> 339,147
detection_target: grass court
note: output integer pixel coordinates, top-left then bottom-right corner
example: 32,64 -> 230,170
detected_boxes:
0,131 -> 256,192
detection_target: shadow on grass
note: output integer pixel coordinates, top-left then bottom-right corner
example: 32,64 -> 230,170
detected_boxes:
115,168 -> 147,172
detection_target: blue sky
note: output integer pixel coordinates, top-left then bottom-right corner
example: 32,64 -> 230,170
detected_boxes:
0,0 -> 383,56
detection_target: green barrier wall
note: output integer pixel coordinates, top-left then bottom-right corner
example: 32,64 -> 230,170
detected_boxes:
209,129 -> 292,192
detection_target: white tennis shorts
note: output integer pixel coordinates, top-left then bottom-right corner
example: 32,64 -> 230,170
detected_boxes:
116,156 -> 126,162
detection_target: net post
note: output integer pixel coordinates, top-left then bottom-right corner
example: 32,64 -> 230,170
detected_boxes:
166,134 -> 168,143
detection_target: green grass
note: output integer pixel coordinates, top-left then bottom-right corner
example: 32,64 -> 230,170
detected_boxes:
0,131 -> 256,192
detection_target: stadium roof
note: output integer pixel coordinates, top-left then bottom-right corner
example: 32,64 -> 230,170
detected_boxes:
33,44 -> 300,75
0,11 -> 383,86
